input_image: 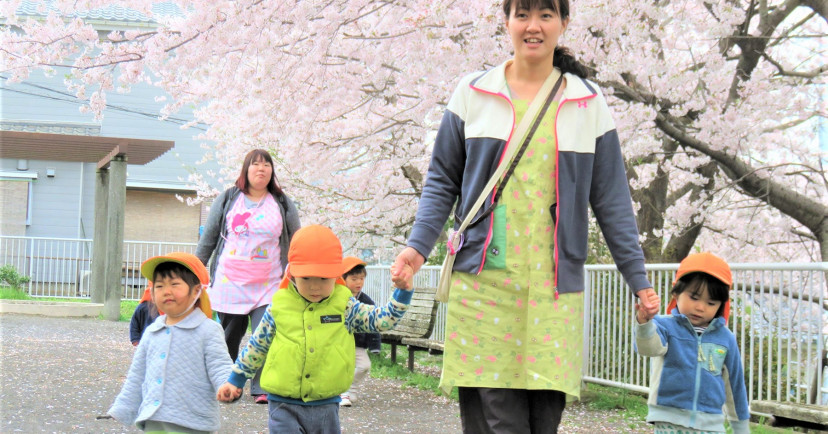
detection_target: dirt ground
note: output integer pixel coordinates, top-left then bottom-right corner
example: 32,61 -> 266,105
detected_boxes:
0,313 -> 650,433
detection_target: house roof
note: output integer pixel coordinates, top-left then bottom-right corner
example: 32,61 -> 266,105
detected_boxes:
0,131 -> 174,168
14,1 -> 184,28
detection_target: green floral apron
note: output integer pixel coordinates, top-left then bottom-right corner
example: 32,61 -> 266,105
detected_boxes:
439,99 -> 584,400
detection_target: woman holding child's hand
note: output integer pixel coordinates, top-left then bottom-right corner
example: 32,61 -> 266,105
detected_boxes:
196,149 -> 300,404
392,0 -> 659,431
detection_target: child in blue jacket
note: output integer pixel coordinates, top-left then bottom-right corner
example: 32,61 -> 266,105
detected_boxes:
635,252 -> 750,433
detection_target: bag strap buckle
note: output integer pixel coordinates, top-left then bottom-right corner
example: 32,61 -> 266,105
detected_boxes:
446,230 -> 465,256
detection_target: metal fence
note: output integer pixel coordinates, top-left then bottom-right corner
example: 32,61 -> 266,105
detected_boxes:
364,263 -> 828,408
0,236 -> 197,300
1,235 -> 826,408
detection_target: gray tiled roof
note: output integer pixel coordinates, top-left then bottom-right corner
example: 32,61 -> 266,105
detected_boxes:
16,0 -> 183,23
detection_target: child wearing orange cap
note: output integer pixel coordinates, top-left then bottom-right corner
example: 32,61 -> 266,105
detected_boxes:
216,225 -> 414,433
109,252 -> 234,432
129,285 -> 158,346
338,256 -> 381,407
635,252 -> 750,434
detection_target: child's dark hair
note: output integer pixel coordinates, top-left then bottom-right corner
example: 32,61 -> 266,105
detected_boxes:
150,262 -> 201,315
671,272 -> 729,318
502,0 -> 590,79
343,264 -> 367,279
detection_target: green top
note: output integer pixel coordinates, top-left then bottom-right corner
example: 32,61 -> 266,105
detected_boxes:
439,99 -> 585,400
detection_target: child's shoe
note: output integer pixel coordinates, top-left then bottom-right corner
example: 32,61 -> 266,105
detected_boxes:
339,394 -> 352,407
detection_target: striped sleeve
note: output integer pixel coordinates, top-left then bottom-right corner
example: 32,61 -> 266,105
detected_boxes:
345,289 -> 413,333
227,308 -> 275,388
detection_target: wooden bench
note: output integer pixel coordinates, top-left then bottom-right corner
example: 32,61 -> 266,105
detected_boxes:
750,400 -> 827,430
381,286 -> 441,371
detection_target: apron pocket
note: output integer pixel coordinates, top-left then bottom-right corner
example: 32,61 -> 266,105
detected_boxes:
223,257 -> 273,284
484,204 -> 507,270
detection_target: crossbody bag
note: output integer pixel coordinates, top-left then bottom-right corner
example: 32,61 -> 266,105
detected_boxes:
435,69 -> 564,302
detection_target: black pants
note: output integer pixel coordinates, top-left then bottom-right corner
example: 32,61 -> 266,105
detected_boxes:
218,305 -> 268,396
458,387 -> 566,434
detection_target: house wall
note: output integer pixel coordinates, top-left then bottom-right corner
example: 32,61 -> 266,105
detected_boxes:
124,190 -> 201,243
0,69 -> 221,242
0,179 -> 29,236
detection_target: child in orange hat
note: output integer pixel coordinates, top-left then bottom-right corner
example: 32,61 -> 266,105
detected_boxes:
216,225 -> 414,433
635,252 -> 749,434
109,252 -> 233,432
338,256 -> 380,407
128,285 -> 158,346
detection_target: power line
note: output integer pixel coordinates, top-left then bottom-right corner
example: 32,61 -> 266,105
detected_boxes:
0,74 -> 209,131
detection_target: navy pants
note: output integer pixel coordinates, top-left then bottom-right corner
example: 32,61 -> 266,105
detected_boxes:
268,400 -> 340,434
458,387 -> 566,434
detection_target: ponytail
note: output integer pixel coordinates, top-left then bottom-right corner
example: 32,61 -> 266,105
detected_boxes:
554,46 -> 589,79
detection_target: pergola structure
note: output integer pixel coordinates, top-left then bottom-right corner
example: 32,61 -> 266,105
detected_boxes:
0,131 -> 174,320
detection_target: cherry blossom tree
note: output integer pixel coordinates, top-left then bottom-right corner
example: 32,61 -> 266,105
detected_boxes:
2,0 -> 825,262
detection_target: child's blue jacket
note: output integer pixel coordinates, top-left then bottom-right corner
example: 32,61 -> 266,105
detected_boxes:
635,309 -> 750,433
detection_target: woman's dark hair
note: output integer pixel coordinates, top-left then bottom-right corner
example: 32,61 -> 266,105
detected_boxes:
235,149 -> 284,196
502,0 -> 590,79
343,264 -> 367,279
149,262 -> 202,317
671,272 -> 730,318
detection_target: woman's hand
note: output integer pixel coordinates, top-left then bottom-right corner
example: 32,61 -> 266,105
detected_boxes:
635,288 -> 660,324
391,247 -> 425,283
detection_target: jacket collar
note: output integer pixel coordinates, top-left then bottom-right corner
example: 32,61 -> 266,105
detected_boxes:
469,59 -> 597,102
146,307 -> 208,333
668,307 -> 725,334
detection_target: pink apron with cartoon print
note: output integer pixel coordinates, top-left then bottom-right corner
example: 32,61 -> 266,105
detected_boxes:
209,194 -> 283,314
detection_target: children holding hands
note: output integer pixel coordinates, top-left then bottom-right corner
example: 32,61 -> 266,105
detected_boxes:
635,252 -> 750,434
109,252 -> 233,432
339,256 -> 382,407
217,225 -> 414,433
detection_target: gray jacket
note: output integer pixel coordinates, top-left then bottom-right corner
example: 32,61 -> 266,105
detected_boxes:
408,61 -> 651,294
108,309 -> 232,431
195,186 -> 301,284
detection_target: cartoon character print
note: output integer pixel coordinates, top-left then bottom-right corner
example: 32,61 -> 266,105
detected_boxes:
231,212 -> 252,236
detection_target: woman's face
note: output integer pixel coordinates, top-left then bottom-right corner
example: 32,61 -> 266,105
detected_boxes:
246,156 -> 273,192
505,2 -> 568,64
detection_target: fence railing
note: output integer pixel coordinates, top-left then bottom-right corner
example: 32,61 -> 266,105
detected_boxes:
1,235 -> 826,409
0,236 -> 197,300
364,263 -> 828,409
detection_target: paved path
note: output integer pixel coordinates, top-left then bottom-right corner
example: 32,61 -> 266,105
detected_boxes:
0,314 -> 460,433
0,313 -> 649,433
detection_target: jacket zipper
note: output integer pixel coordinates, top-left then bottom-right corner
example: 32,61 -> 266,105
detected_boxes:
468,83 -> 516,275
550,91 -> 596,299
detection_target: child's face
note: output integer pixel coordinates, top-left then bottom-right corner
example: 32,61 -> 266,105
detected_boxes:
675,286 -> 722,328
293,276 -> 336,303
343,272 -> 366,297
152,274 -> 200,319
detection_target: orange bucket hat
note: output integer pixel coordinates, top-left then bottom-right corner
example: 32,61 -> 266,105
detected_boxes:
141,252 -> 212,319
667,252 -> 732,321
286,225 -> 344,278
279,225 -> 346,290
341,256 -> 367,275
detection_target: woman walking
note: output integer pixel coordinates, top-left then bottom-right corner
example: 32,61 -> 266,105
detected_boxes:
196,149 -> 300,403
392,0 -> 659,431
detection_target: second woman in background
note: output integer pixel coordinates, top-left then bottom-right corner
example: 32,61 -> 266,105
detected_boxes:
196,149 -> 300,403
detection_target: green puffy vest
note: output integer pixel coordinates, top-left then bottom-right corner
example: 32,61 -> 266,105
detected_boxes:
260,283 -> 356,401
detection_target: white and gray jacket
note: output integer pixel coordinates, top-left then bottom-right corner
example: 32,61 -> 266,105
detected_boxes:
408,60 -> 651,295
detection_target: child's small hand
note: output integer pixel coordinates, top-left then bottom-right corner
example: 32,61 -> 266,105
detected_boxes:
635,289 -> 660,324
216,383 -> 242,402
391,264 -> 415,290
